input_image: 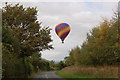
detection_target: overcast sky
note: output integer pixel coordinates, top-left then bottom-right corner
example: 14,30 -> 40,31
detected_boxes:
1,0 -> 119,62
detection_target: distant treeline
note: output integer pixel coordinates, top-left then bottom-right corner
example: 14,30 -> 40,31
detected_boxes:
2,3 -> 53,78
64,12 -> 120,66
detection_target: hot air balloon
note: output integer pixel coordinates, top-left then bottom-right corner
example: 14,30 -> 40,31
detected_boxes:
55,23 -> 70,43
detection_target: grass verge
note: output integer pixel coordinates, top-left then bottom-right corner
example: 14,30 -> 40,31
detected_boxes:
56,71 -> 93,79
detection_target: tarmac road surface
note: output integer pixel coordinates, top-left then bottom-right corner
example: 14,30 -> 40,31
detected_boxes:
33,71 -> 66,80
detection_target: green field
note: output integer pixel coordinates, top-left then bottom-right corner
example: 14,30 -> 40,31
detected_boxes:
56,71 -> 93,79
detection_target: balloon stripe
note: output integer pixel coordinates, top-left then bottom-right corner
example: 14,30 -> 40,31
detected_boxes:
58,27 -> 70,37
55,24 -> 69,33
60,32 -> 68,41
56,23 -> 69,28
62,32 -> 70,40
55,23 -> 70,43
60,30 -> 70,41
55,23 -> 65,29
57,26 -> 69,34
60,29 -> 70,38
55,26 -> 67,34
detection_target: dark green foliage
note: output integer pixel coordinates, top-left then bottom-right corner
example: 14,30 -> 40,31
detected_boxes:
2,28 -> 29,78
49,60 -> 56,70
2,27 -> 20,54
31,59 -> 50,71
2,3 -> 53,78
2,54 -> 22,78
2,43 -> 26,78
56,61 -> 66,70
2,3 -> 53,57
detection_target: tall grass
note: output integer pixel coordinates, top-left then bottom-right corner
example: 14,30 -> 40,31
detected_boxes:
61,66 -> 118,78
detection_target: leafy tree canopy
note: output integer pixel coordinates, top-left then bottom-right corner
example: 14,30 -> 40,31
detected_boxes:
2,3 -> 53,57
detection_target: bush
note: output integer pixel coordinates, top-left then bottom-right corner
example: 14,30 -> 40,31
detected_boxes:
61,66 -> 119,78
2,47 -> 26,78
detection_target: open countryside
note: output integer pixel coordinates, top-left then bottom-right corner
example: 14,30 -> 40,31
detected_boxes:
1,1 -> 120,80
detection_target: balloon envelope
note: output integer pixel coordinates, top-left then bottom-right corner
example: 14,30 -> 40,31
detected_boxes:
55,23 -> 70,43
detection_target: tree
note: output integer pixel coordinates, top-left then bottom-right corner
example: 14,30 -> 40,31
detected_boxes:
2,27 -> 20,54
64,56 -> 73,66
56,61 -> 66,70
2,3 -> 54,78
49,60 -> 55,70
2,27 -> 27,78
64,11 -> 119,66
2,3 -> 53,57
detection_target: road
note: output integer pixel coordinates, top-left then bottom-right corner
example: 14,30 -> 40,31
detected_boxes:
33,71 -> 66,80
